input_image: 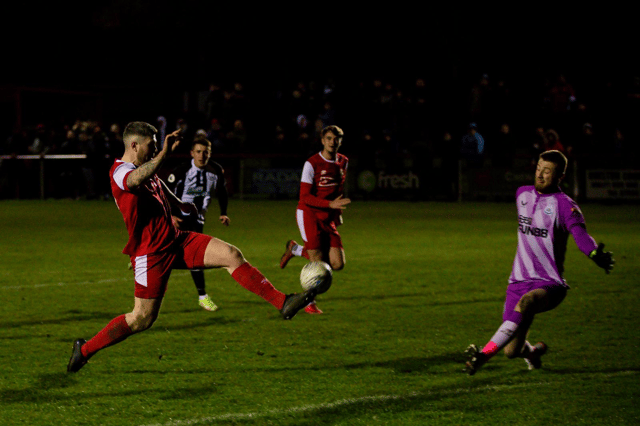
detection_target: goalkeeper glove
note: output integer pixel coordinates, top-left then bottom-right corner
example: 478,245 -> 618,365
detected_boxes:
589,243 -> 615,274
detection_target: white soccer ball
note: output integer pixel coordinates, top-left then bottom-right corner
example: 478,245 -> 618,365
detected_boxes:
300,261 -> 333,294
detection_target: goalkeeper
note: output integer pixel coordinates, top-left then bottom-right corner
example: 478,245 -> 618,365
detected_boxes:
465,150 -> 615,375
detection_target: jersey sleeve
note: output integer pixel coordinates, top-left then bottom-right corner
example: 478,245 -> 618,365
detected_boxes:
570,224 -> 598,257
560,196 -> 597,256
560,196 -> 587,231
301,161 -> 314,184
210,162 -> 228,216
300,182 -> 331,208
166,164 -> 187,199
112,162 -> 136,192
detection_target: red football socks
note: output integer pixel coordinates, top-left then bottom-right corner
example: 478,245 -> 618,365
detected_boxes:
81,314 -> 133,358
231,262 -> 286,309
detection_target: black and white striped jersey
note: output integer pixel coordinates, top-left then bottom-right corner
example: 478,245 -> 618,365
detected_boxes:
166,159 -> 228,225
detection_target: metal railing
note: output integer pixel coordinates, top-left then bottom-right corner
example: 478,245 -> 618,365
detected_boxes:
0,154 -> 87,200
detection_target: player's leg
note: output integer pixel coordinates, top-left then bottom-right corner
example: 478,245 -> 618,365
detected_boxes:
303,218 -> 329,264
281,209 -> 313,268
280,240 -> 298,269
189,223 -> 217,311
327,226 -> 345,271
125,296 -> 164,331
504,286 -> 566,368
299,220 -> 328,314
302,244 -> 329,315
191,269 -> 206,296
466,285 -> 566,375
68,254 -> 172,373
192,233 -> 314,319
503,288 -> 548,358
305,230 -> 344,314
306,248 -> 323,261
68,297 -> 163,373
327,247 -> 345,270
191,269 -> 218,311
301,246 -> 324,314
304,234 -> 344,314
465,282 -> 527,375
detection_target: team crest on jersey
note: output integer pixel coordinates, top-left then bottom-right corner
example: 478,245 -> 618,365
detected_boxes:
319,169 -> 338,187
544,206 -> 554,215
187,186 -> 206,196
570,206 -> 583,218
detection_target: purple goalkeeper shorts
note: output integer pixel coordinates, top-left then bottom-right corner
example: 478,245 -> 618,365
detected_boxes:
503,281 -> 568,321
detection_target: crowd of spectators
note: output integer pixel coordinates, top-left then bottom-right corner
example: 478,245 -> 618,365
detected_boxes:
1,120 -> 125,199
2,69 -> 639,200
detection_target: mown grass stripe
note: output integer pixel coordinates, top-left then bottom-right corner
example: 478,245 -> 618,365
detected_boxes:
140,370 -> 638,426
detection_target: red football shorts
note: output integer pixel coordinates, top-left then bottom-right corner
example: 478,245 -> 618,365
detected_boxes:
296,208 -> 343,251
130,231 -> 213,299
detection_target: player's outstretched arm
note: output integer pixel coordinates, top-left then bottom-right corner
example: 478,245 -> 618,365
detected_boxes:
570,224 -> 614,274
215,168 -> 229,225
127,130 -> 182,190
590,242 -> 615,274
299,182 -> 351,210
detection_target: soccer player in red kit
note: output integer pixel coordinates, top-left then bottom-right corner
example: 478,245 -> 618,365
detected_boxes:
280,125 -> 351,314
67,122 -> 317,373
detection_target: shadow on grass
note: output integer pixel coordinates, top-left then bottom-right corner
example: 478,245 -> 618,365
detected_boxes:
0,310 -> 119,329
342,352 -> 468,374
146,315 -> 244,333
0,308 -> 247,336
0,372 -> 218,405
543,366 -> 640,376
163,351 -> 482,377
325,293 -> 503,307
161,299 -> 264,315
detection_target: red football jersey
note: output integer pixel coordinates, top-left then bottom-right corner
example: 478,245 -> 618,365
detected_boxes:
110,159 -> 179,256
296,152 -> 348,222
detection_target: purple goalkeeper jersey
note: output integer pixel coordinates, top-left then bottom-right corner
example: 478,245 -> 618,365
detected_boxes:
509,185 -> 587,287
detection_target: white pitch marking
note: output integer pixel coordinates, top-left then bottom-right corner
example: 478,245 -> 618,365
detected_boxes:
138,370 -> 638,426
0,271 -> 192,290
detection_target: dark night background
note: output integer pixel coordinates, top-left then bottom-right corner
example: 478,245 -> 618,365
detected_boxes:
5,3 -> 635,89
2,3 -> 639,201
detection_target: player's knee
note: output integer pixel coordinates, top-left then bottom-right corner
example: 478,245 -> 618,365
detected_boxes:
226,244 -> 245,268
330,259 -> 345,271
128,311 -> 158,332
516,293 -> 536,314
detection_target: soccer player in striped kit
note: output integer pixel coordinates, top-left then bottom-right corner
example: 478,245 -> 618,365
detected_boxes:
67,122 -> 317,373
167,138 -> 229,312
465,150 -> 615,375
279,125 -> 351,314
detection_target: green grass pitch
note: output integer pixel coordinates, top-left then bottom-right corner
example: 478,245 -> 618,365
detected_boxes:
0,199 -> 638,425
